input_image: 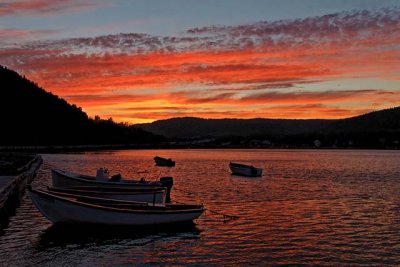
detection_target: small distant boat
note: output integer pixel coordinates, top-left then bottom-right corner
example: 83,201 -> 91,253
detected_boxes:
51,169 -> 174,202
229,162 -> 263,177
28,188 -> 204,226
154,156 -> 175,167
47,186 -> 166,204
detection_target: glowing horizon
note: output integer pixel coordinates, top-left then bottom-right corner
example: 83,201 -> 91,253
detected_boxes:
1,1 -> 400,124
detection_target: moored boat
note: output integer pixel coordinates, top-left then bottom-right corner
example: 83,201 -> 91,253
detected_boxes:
28,188 -> 204,226
47,186 -> 166,203
51,169 -> 174,202
154,156 -> 175,167
229,162 -> 263,177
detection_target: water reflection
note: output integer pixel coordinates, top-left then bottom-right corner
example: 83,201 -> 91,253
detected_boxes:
37,222 -> 201,248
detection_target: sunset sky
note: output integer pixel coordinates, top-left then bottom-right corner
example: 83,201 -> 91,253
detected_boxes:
1,0 -> 400,124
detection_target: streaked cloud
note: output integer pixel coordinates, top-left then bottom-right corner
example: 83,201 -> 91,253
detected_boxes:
0,0 -> 100,17
0,28 -> 57,46
1,6 -> 400,123
164,89 -> 400,106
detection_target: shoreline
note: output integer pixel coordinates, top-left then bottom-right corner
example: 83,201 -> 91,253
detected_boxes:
0,145 -> 399,153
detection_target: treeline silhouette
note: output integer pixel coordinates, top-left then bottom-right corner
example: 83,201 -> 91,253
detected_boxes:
137,108 -> 400,149
136,117 -> 334,137
0,66 -> 164,146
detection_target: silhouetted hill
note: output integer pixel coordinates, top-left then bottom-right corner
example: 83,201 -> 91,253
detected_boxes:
323,107 -> 400,133
316,107 -> 400,148
136,117 -> 334,138
136,107 -> 400,148
0,66 -> 163,146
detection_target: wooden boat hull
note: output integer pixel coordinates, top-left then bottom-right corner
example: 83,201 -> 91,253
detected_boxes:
29,189 -> 204,226
47,187 -> 166,203
229,163 -> 263,177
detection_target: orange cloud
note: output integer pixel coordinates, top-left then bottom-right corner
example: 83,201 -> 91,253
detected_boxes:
1,49 -> 336,94
164,89 -> 400,107
1,7 -> 400,123
61,89 -> 400,124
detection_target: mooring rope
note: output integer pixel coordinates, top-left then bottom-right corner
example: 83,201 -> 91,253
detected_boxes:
205,209 -> 239,220
174,187 -> 239,221
174,187 -> 195,195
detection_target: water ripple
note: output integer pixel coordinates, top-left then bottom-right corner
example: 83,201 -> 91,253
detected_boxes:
0,149 -> 400,266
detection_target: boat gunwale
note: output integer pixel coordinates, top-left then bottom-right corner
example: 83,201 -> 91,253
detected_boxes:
50,185 -> 165,192
47,186 -> 166,196
52,169 -> 162,187
30,188 -> 203,214
46,189 -> 166,207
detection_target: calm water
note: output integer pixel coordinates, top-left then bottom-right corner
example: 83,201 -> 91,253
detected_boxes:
1,149 -> 400,266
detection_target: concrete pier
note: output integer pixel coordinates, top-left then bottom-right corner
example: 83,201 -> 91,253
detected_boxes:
0,155 -> 42,229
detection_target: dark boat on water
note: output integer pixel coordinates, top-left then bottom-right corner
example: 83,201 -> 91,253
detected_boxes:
229,162 -> 263,177
154,156 -> 175,167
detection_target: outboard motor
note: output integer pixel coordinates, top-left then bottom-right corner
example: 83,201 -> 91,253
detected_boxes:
159,176 -> 173,203
96,168 -> 109,181
109,173 -> 122,182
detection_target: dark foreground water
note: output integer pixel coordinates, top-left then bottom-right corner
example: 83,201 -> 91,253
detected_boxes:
1,149 -> 400,266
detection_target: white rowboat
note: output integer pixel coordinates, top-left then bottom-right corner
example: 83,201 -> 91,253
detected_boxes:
29,188 -> 204,226
51,169 -> 174,202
